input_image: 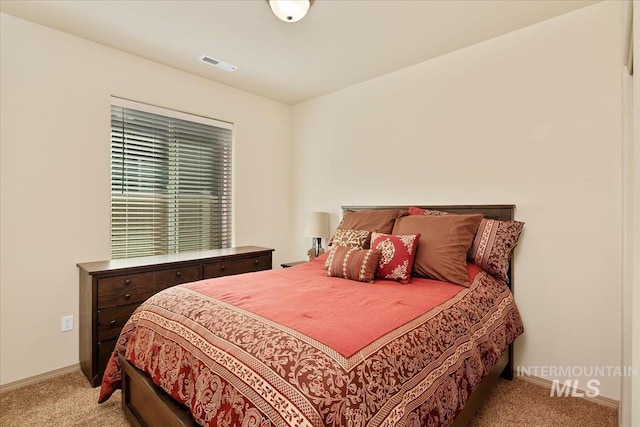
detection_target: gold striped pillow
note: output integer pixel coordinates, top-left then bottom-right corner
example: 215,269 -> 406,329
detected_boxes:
326,246 -> 381,283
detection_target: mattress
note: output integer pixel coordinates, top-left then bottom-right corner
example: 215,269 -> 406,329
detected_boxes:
99,256 -> 523,427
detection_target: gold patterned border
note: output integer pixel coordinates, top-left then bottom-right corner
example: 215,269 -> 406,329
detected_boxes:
379,295 -> 513,426
473,219 -> 495,265
135,310 -> 318,427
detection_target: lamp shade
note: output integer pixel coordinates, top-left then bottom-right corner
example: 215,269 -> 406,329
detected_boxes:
268,0 -> 312,23
304,212 -> 329,238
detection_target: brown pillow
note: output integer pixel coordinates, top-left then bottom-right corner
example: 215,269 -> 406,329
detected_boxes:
392,214 -> 483,286
408,206 -> 524,284
326,246 -> 381,283
329,209 -> 403,246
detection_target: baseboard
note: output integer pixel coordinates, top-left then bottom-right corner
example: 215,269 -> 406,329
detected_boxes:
0,364 -> 81,394
519,374 -> 619,410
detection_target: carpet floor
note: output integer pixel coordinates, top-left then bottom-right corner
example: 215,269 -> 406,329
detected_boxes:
0,370 -> 617,426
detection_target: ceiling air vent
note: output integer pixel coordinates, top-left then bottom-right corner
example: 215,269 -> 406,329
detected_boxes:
199,55 -> 238,72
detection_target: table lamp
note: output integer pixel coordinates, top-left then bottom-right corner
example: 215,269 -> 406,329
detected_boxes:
304,212 -> 329,260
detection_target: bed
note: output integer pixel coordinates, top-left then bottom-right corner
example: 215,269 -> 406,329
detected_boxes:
98,205 -> 524,427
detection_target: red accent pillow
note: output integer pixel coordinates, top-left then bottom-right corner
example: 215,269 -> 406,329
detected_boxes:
371,232 -> 420,284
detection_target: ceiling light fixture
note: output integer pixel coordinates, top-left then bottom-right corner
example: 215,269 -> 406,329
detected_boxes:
267,0 -> 313,23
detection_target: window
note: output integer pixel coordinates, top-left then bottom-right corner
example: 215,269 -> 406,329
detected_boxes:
110,98 -> 233,259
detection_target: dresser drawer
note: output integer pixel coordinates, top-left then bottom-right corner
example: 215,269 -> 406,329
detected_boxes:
98,272 -> 154,309
203,255 -> 272,279
155,265 -> 201,291
97,304 -> 138,341
79,246 -> 274,386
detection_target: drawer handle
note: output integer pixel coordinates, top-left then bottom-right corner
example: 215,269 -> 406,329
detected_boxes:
176,271 -> 181,277
220,265 -> 225,271
109,320 -> 116,326
125,279 -> 131,285
124,293 -> 132,300
254,259 -> 260,265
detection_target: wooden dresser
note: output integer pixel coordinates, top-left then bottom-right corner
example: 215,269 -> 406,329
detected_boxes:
77,246 -> 274,386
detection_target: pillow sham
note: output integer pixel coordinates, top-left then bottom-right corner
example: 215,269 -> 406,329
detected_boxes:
408,206 -> 524,283
329,209 -> 403,246
469,218 -> 524,283
392,214 -> 482,286
326,246 -> 381,283
370,232 -> 420,284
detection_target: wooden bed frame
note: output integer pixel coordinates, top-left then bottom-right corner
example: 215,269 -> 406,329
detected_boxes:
119,204 -> 517,427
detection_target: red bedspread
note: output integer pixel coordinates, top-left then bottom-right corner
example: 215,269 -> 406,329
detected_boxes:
99,257 -> 523,427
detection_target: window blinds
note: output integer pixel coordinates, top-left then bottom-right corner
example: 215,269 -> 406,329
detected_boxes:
110,98 -> 233,259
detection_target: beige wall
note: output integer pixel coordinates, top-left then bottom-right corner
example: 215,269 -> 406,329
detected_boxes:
631,1 -> 640,424
292,2 -> 623,400
0,13 -> 293,385
621,1 -> 634,424
1,1 -> 631,404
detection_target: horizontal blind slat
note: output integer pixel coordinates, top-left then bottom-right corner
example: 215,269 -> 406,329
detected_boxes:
110,102 -> 232,259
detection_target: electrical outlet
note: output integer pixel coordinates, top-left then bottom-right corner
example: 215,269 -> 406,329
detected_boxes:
61,315 -> 73,332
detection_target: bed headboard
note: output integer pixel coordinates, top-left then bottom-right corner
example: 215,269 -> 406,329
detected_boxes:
341,204 -> 516,289
342,204 -> 514,221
